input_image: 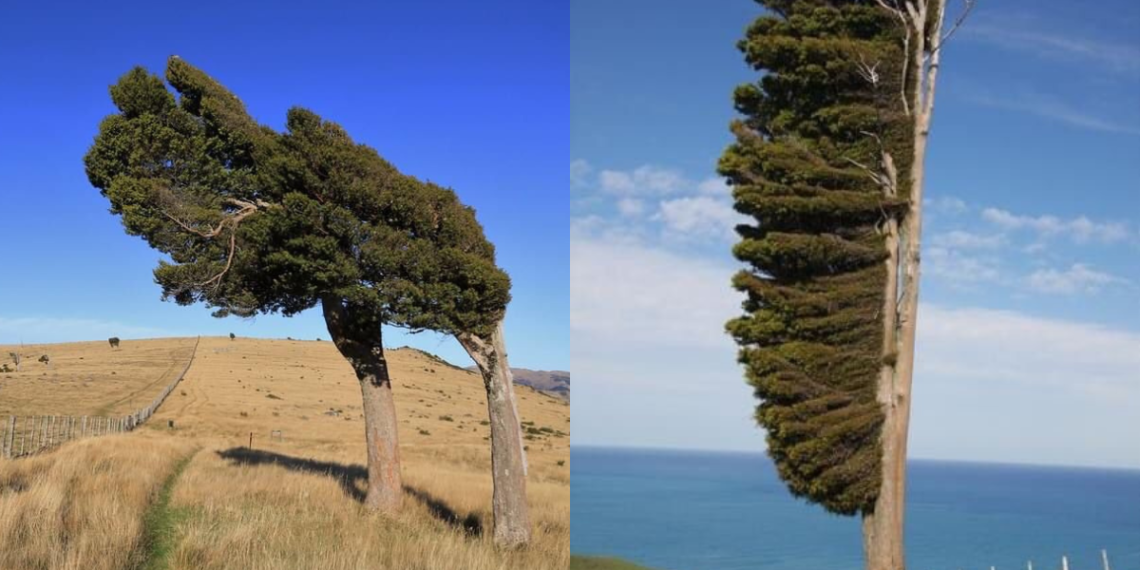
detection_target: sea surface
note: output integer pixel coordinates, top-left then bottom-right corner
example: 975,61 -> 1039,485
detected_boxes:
571,447 -> 1140,570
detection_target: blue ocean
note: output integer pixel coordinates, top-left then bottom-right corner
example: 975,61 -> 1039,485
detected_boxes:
571,447 -> 1140,570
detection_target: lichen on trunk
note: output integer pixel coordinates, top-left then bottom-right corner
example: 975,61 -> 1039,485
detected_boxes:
458,320 -> 531,548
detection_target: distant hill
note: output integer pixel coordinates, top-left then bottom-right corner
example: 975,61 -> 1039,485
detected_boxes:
394,346 -> 570,401
464,365 -> 570,401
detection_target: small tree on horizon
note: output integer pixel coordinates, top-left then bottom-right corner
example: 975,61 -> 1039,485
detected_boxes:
85,57 -> 531,545
723,1 -> 969,568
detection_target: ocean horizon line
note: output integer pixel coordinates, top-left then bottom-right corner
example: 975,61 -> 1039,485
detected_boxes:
571,444 -> 1140,474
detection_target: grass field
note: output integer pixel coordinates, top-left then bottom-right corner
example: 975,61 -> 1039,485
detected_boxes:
0,336 -> 569,570
0,338 -> 198,416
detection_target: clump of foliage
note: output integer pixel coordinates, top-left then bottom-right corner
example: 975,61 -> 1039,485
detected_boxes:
722,1 -> 914,516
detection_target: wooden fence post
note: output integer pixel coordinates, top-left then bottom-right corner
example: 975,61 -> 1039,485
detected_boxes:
3,415 -> 13,458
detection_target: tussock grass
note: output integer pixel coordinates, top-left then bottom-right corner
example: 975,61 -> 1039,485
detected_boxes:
0,434 -> 197,570
164,443 -> 568,570
2,337 -> 569,569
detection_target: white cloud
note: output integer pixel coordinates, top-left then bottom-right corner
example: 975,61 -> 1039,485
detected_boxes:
655,197 -> 744,242
0,316 -> 180,345
570,159 -> 593,188
931,230 -> 1005,249
616,198 -> 646,218
1026,264 -> 1127,295
981,208 -> 1131,243
570,236 -> 740,349
698,177 -> 730,196
599,165 -> 688,196
918,304 -> 1140,398
925,246 -> 1003,287
926,196 -> 969,215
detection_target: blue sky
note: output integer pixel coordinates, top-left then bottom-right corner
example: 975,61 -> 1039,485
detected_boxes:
571,0 -> 1140,468
0,0 -> 568,370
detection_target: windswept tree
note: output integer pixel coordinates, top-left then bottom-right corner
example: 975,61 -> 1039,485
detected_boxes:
722,1 -> 970,568
85,57 -> 530,546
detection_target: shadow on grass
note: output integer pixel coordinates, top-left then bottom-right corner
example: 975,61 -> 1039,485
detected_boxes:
215,447 -> 482,536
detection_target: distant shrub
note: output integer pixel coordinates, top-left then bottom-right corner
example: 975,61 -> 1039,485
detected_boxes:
418,429 -> 431,436
557,460 -> 565,467
438,415 -> 454,422
266,393 -> 283,400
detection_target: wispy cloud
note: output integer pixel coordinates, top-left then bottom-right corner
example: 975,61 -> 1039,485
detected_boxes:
570,159 -> 593,188
1026,264 -> 1129,295
925,246 -> 1004,288
967,92 -> 1140,136
981,208 -> 1132,243
598,165 -> 688,196
966,23 -> 1140,76
931,230 -> 1005,250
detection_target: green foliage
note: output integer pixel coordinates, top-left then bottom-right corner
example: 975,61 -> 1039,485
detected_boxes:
85,57 -> 509,341
722,1 -> 915,515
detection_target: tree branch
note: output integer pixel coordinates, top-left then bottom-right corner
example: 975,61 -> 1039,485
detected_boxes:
929,0 -> 976,57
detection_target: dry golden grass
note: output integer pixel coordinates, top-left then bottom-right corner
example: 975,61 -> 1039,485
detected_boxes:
0,338 -> 198,416
0,433 -> 198,570
0,336 -> 569,569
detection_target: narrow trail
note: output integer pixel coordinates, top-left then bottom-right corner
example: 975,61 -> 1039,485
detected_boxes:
136,448 -> 199,570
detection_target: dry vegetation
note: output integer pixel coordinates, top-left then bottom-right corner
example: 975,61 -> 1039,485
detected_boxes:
0,433 -> 197,570
0,337 -> 569,570
0,338 -> 198,417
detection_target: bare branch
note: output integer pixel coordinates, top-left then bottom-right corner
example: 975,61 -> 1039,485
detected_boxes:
931,0 -> 976,55
856,55 -> 882,87
197,231 -> 237,290
160,196 -> 274,291
904,1 -> 922,28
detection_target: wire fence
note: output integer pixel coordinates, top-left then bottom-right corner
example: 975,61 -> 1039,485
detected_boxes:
1,336 -> 199,459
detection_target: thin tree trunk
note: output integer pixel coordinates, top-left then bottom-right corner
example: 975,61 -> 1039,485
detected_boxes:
863,2 -> 946,569
322,296 -> 402,512
458,320 -> 530,548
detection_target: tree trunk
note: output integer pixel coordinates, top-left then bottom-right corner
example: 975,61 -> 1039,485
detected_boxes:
322,296 -> 402,512
458,320 -> 531,548
863,2 -> 947,568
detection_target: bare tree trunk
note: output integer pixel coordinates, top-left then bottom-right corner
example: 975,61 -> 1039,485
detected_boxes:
458,320 -> 530,548
863,2 -> 951,568
322,296 -> 402,512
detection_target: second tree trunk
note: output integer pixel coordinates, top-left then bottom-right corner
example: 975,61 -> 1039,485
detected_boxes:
458,321 -> 531,547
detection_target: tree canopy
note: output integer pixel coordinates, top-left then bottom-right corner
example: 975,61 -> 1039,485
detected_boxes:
721,0 -> 915,516
85,57 -> 510,339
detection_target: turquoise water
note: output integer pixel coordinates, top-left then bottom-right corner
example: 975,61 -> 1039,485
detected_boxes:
571,447 -> 1140,570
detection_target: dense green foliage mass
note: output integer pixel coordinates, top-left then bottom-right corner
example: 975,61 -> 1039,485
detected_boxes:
721,1 -> 915,515
85,58 -> 509,339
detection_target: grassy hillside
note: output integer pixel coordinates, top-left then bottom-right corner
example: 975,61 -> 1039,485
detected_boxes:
571,555 -> 658,570
0,337 -> 569,570
0,337 -> 198,416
